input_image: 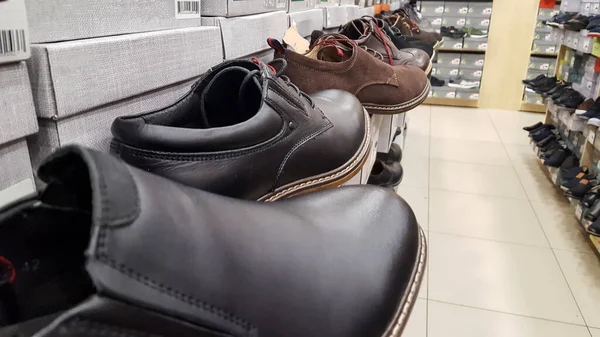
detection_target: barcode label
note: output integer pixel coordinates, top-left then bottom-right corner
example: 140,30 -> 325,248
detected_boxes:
175,0 -> 200,19
0,29 -> 26,55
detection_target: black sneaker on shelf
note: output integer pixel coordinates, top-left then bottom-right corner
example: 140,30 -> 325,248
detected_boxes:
534,79 -> 560,94
564,14 -> 591,31
523,122 -> 543,131
528,76 -> 557,89
561,166 -> 588,181
561,173 -> 596,191
543,148 -> 569,167
551,86 -> 572,100
430,76 -> 445,87
543,84 -> 569,98
576,97 -> 600,118
557,91 -> 585,108
546,12 -> 578,27
584,200 -> 600,221
560,155 -> 580,171
587,217 -> 600,236
583,189 -> 600,207
538,81 -> 564,95
565,180 -> 598,199
522,74 -> 547,86
527,123 -> 554,134
553,88 -> 578,105
586,15 -> 600,30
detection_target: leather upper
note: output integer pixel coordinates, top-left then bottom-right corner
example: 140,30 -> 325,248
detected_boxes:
278,34 -> 429,108
338,18 -> 430,72
27,146 -> 423,337
389,14 -> 442,45
111,60 -> 367,201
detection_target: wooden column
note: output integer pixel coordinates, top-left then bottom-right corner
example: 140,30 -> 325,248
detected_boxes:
478,0 -> 540,110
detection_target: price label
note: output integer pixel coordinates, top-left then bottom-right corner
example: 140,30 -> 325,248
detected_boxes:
576,204 -> 583,219
589,131 -> 596,144
552,171 -> 559,184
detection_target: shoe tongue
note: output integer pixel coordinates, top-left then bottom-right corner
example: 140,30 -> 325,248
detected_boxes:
199,62 -> 268,128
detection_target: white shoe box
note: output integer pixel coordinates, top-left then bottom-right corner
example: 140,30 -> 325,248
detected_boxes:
27,27 -> 222,120
27,79 -> 197,175
288,9 -> 324,37
358,6 -> 375,16
202,11 -> 288,59
26,0 -> 202,43
0,0 -> 30,65
0,62 -> 38,201
288,0 -> 318,13
346,5 -> 361,20
322,6 -> 349,28
202,0 -> 287,17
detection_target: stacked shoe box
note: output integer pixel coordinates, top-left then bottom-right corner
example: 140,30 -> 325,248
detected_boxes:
0,0 -> 38,204
202,11 -> 288,62
442,2 -> 468,34
431,52 -> 483,99
420,1 -> 445,32
464,2 -> 491,49
24,0 -> 228,185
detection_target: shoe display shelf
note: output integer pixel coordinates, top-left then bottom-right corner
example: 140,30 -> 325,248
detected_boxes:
531,99 -> 600,259
420,0 -> 491,107
521,3 -> 560,113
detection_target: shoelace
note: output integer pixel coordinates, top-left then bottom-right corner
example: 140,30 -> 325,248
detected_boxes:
346,17 -> 395,65
244,58 -> 315,109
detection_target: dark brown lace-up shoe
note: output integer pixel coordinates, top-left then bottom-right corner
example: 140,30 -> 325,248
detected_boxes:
111,59 -> 370,201
387,13 -> 443,49
339,17 -> 432,73
271,34 -> 430,115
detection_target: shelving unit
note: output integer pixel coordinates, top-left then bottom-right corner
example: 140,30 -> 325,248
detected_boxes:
420,0 -> 490,107
532,98 -> 600,259
520,3 -> 560,113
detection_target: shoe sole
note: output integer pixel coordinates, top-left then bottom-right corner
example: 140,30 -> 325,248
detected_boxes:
381,226 -> 427,337
588,32 -> 600,37
260,108 -> 372,202
363,80 -> 431,115
425,60 -> 433,75
433,40 -> 444,50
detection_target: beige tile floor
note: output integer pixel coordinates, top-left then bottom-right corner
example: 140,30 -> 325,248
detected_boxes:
397,106 -> 600,337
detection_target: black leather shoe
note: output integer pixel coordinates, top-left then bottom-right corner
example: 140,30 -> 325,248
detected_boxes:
565,180 -> 598,199
523,122 -> 543,131
585,200 -> 600,221
0,146 -> 426,337
543,148 -> 569,167
583,189 -> 600,207
368,159 -> 403,188
111,59 -> 370,201
560,155 -> 580,171
377,143 -> 403,164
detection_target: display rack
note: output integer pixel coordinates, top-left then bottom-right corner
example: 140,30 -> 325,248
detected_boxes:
520,3 -> 560,113
419,0 -> 491,107
531,98 -> 600,259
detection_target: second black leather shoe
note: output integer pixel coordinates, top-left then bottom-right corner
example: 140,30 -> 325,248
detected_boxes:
111,59 -> 370,201
0,146 -> 426,337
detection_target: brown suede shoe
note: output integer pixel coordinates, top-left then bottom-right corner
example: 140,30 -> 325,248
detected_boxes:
339,18 -> 432,74
388,13 -> 443,49
271,34 -> 430,115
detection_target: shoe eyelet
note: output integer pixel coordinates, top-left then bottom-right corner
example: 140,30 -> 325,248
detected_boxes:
289,122 -> 296,130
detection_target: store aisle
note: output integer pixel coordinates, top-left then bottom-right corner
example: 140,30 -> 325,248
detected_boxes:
398,106 -> 600,337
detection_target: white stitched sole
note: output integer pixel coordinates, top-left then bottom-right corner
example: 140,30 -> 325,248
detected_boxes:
262,108 -> 372,201
383,226 -> 427,337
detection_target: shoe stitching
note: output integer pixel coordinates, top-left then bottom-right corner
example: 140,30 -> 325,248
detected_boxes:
287,55 -> 358,74
272,121 -> 333,189
264,112 -> 370,201
95,177 -> 256,336
363,81 -> 430,111
386,227 -> 427,337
